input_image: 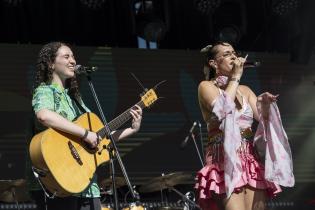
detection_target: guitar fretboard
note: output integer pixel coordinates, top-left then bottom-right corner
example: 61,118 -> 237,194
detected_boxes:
97,101 -> 145,139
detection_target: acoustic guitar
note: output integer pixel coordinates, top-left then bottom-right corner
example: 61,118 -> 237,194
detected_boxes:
29,89 -> 158,197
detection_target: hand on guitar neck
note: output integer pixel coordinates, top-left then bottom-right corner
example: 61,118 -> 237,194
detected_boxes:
83,104 -> 142,148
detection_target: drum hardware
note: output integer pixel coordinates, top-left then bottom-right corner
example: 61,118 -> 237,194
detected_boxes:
0,179 -> 31,210
101,201 -> 185,210
179,191 -> 196,210
138,172 -> 193,193
99,176 -> 127,190
122,202 -> 146,210
166,187 -> 199,210
137,172 -> 198,210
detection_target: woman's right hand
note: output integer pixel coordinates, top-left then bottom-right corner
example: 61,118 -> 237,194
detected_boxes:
231,56 -> 246,79
83,131 -> 100,148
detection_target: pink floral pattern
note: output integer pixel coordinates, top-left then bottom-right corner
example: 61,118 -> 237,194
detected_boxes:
212,92 -> 243,197
254,101 -> 295,187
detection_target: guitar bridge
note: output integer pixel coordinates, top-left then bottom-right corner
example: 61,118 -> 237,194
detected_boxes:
68,141 -> 83,165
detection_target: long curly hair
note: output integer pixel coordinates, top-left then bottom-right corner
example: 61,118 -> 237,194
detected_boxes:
33,42 -> 81,101
200,41 -> 231,80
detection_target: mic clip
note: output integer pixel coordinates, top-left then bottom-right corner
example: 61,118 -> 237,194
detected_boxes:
75,65 -> 98,75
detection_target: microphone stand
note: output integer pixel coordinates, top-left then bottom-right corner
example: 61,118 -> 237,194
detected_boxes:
84,73 -> 139,210
191,132 -> 204,167
197,122 -> 205,165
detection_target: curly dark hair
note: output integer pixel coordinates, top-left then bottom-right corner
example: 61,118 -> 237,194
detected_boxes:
201,41 -> 231,80
33,42 -> 81,101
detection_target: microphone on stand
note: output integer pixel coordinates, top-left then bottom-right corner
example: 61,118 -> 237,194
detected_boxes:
180,122 -> 197,148
75,65 -> 98,74
244,60 -> 260,68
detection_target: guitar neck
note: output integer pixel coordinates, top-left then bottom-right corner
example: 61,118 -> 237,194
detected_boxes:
97,101 -> 145,139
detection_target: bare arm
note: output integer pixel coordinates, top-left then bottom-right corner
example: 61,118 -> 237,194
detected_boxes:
36,109 -> 99,147
225,56 -> 246,101
244,86 -> 279,121
111,105 -> 143,141
225,79 -> 240,102
36,104 -> 142,145
198,81 -> 220,112
257,92 -> 279,120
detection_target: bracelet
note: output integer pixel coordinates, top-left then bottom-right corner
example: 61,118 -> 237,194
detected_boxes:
230,77 -> 240,83
81,129 -> 89,140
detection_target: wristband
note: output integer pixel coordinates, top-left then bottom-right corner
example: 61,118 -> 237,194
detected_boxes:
230,77 -> 240,83
81,129 -> 89,140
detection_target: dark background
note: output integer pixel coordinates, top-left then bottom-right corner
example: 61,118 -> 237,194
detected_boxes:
1,0 -> 315,63
1,0 -> 315,210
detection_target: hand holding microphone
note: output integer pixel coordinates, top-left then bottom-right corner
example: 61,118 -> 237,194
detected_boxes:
231,54 -> 247,78
231,54 -> 260,82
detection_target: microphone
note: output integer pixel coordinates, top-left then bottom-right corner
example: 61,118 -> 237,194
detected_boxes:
244,61 -> 260,68
180,121 -> 197,148
75,65 -> 98,74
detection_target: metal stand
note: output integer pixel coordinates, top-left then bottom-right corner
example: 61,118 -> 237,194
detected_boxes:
197,122 -> 205,159
191,133 -> 204,167
169,186 -> 200,210
85,74 -> 139,210
10,187 -> 21,210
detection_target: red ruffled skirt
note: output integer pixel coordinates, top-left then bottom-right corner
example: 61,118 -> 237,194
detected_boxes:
195,141 -> 281,206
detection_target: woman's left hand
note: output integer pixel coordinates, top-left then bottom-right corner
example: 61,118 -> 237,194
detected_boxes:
258,92 -> 279,105
130,105 -> 142,133
257,92 -> 278,121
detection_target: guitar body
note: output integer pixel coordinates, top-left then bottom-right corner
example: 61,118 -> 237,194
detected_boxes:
29,112 -> 110,197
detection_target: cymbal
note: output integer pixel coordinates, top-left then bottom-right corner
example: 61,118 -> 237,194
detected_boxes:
139,172 -> 193,193
0,179 -> 26,193
99,176 -> 126,189
0,179 -> 30,202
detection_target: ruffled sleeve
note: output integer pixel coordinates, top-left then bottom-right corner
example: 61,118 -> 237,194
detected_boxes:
254,101 -> 295,187
212,92 -> 243,197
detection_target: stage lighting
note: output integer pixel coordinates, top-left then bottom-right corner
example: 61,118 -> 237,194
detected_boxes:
141,20 -> 167,42
4,0 -> 23,6
80,0 -> 107,10
133,0 -> 169,43
215,25 -> 241,45
212,0 -> 247,44
194,0 -> 222,15
272,0 -> 299,16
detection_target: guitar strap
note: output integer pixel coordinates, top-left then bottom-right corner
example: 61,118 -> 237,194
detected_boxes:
72,97 -> 88,115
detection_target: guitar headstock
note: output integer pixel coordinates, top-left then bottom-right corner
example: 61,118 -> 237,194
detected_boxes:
141,89 -> 158,107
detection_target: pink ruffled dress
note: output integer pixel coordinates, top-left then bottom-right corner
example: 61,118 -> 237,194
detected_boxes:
195,84 -> 294,207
